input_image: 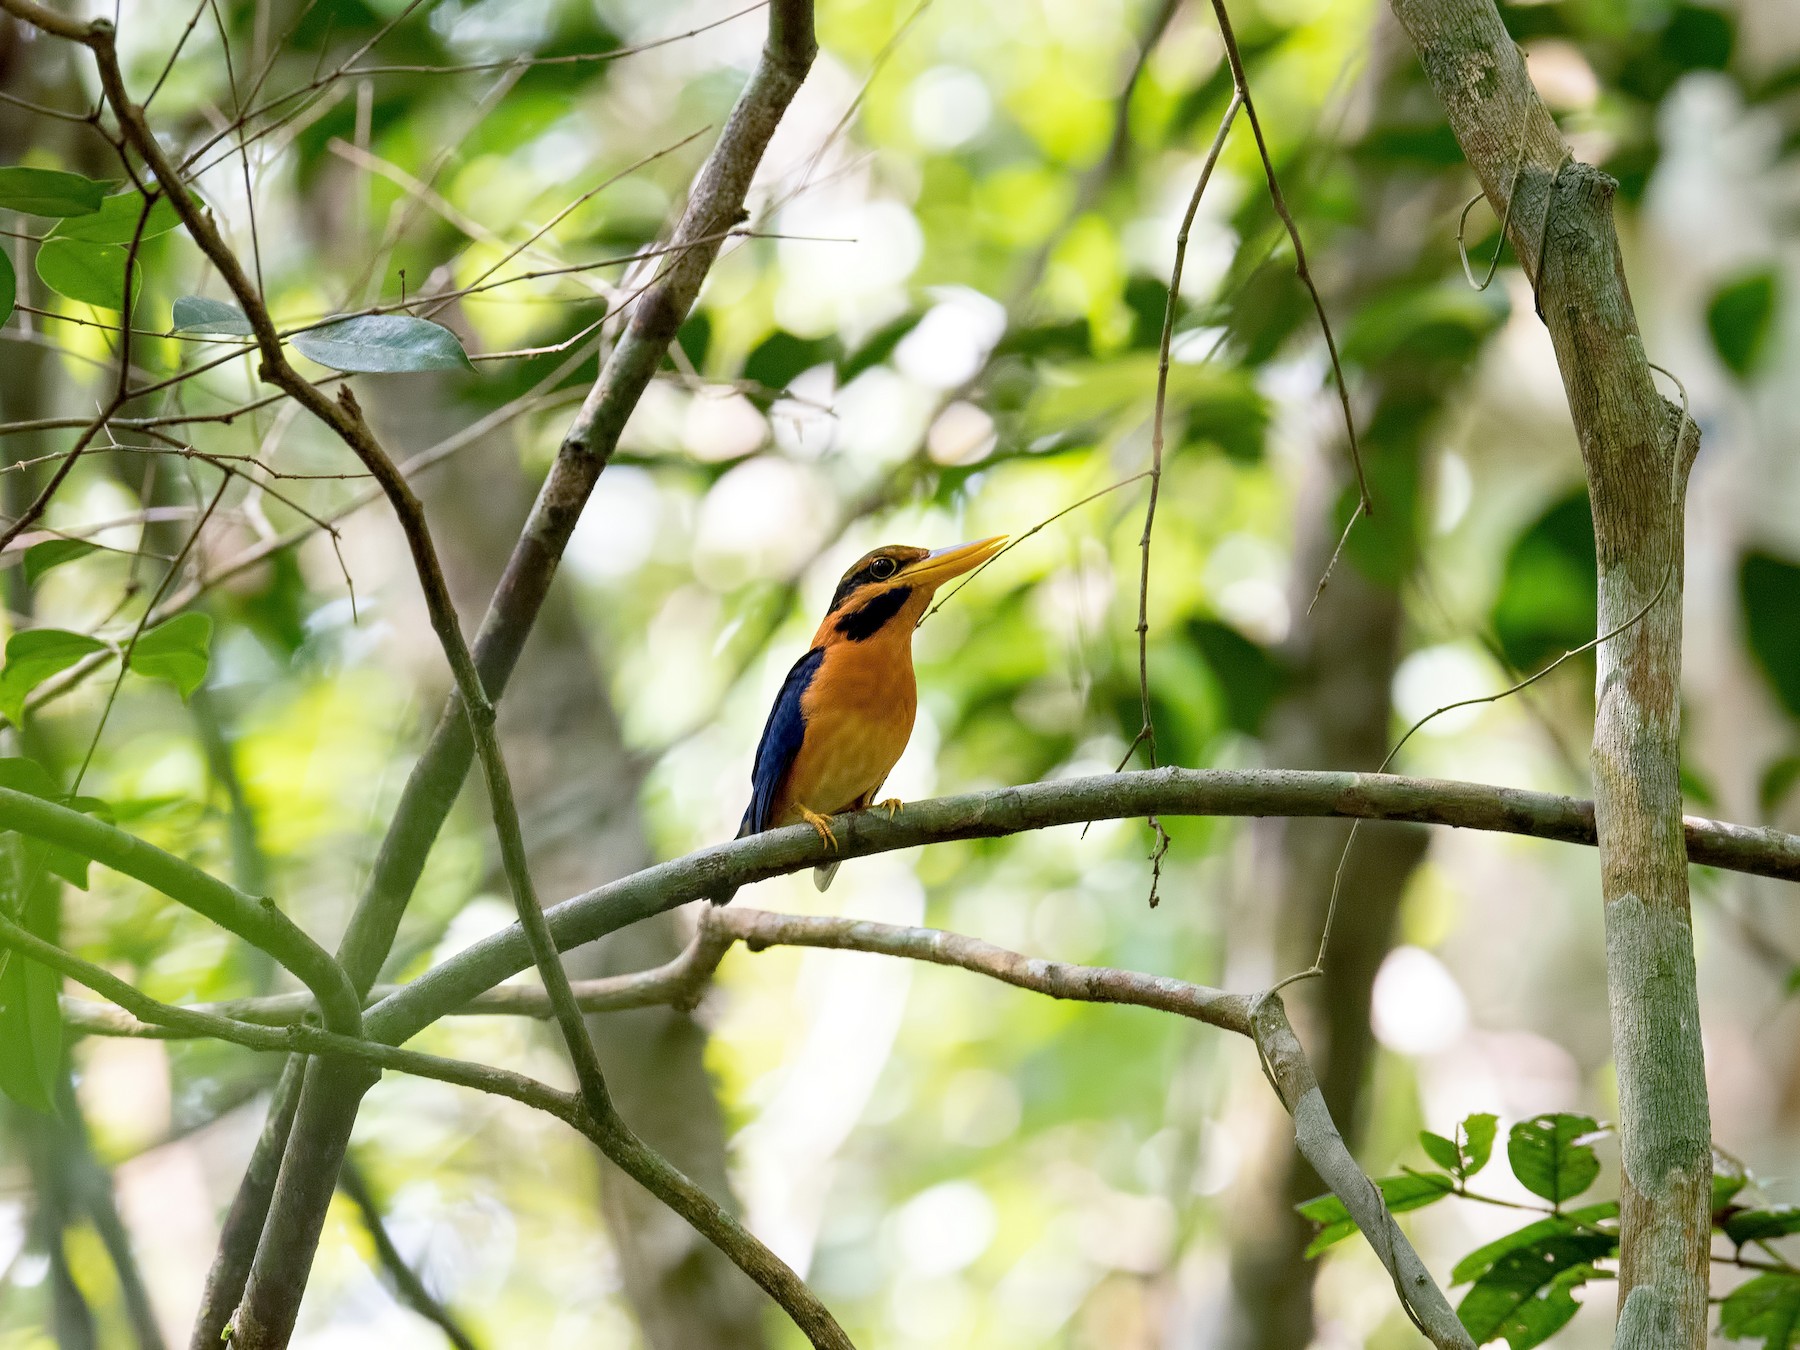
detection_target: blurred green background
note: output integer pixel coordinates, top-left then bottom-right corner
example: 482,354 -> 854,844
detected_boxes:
1,0 -> 1799,1345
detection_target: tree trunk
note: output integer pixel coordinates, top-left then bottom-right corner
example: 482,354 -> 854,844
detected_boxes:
1387,0 -> 1710,1341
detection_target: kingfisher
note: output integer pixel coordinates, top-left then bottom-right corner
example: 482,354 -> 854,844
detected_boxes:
730,536 -> 1007,894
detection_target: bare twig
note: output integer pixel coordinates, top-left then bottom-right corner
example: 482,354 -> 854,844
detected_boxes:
1123,88 -> 1242,906
352,766 -> 1800,1060
1204,0 -> 1368,607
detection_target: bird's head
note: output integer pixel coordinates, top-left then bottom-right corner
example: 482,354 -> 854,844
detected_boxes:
815,536 -> 1008,645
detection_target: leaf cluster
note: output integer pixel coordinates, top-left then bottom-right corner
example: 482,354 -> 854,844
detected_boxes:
1302,1113 -> 1800,1348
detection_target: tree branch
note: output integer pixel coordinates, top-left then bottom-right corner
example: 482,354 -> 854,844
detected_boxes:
1247,995 -> 1475,1349
351,765 -> 1799,1050
0,911 -> 851,1350
64,926 -> 733,1036
0,2 -> 821,1340
43,901 -> 1478,1346
20,764 -> 1800,1047
0,786 -> 359,1033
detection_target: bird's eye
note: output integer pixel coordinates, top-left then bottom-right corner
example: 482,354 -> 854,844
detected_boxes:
869,557 -> 897,579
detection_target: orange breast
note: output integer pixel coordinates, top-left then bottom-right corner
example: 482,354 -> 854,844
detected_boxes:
774,628 -> 917,824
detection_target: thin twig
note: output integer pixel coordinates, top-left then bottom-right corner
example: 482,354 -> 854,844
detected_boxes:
1122,88 -> 1242,906
1204,0 -> 1369,608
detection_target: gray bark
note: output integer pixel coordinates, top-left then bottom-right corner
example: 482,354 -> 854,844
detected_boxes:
1387,0 -> 1711,1340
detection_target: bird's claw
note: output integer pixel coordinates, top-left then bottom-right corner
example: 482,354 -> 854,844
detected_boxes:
875,798 -> 904,818
798,806 -> 839,851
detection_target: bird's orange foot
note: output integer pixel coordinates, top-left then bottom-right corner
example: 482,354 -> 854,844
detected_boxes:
798,806 -> 839,851
875,798 -> 904,818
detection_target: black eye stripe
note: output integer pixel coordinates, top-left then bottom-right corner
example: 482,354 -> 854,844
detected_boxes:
835,585 -> 912,640
828,552 -> 917,612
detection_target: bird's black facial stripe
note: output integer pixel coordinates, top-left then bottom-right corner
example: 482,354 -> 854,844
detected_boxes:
835,585 -> 912,641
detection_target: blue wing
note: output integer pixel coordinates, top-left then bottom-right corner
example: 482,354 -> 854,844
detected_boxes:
738,647 -> 824,836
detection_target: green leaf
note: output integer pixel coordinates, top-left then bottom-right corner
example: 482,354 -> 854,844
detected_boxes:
0,629 -> 108,727
0,856 -> 64,1109
127,612 -> 212,700
0,166 -> 108,218
1708,268 -> 1779,380
1188,618 -> 1281,736
1452,1204 -> 1619,1286
676,309 -> 711,369
1303,1219 -> 1356,1258
290,314 -> 471,373
0,918 -> 61,1113
1421,1113 -> 1500,1181
0,244 -> 13,328
1760,755 -> 1800,816
1741,552 -> 1800,719
171,295 -> 253,336
1507,1114 -> 1602,1205
1421,1131 -> 1461,1173
48,189 -> 186,244
1726,1206 -> 1800,1246
743,329 -> 838,391
1720,1272 -> 1800,1348
0,758 -> 91,888
1715,1146 -> 1753,1214
1461,1113 -> 1499,1176
35,238 -> 136,311
1298,1172 -> 1455,1253
1458,1246 -> 1607,1350
995,317 -> 1092,361
22,539 -> 97,587
1339,281 -> 1509,369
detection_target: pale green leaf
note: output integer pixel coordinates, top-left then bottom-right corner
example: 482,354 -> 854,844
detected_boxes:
1719,1272 -> 1800,1348
1507,1114 -> 1602,1205
171,295 -> 253,336
290,314 -> 472,373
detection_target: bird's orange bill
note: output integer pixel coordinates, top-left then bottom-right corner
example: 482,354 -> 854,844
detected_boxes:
896,535 -> 1008,589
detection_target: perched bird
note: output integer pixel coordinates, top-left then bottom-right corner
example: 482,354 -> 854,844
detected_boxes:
728,536 -> 1007,894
